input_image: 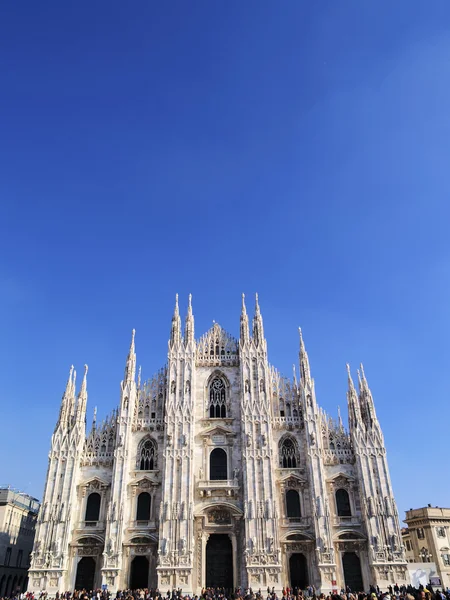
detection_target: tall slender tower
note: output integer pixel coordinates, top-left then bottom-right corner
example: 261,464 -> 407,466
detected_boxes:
29,365 -> 87,591
157,295 -> 196,591
239,294 -> 282,589
102,330 -> 138,590
347,364 -> 407,588
297,330 -> 336,592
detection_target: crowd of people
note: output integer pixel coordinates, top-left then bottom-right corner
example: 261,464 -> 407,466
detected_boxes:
5,584 -> 450,600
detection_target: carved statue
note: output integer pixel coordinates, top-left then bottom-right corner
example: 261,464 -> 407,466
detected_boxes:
267,537 -> 274,552
233,468 -> 239,480
179,538 -> 186,554
199,467 -> 204,480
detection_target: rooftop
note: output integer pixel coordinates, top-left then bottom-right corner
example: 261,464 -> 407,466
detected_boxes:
0,486 -> 40,514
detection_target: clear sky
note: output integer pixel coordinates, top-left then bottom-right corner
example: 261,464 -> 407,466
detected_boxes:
1,1 -> 450,520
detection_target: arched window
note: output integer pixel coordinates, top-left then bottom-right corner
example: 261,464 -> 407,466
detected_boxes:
279,437 -> 299,468
209,378 -> 226,418
136,492 -> 151,521
336,488 -> 351,517
210,448 -> 227,481
137,438 -> 157,470
85,492 -> 101,522
286,490 -> 301,519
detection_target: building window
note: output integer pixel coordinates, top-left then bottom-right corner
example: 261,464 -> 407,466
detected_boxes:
279,437 -> 299,468
336,488 -> 352,517
286,490 -> 301,519
136,492 -> 151,521
16,550 -> 23,568
85,492 -> 101,522
4,548 -> 11,566
210,448 -> 227,481
417,528 -> 425,539
405,540 -> 412,551
442,554 -> 450,566
137,438 -> 157,470
437,527 -> 446,538
209,378 -> 226,418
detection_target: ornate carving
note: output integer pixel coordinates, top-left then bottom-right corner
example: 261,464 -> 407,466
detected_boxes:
208,509 -> 231,524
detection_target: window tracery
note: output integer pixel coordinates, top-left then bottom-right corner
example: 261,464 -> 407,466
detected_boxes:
279,436 -> 300,468
208,377 -> 227,418
137,438 -> 157,470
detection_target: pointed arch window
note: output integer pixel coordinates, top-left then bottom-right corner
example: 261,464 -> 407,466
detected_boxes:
286,490 -> 301,519
279,437 -> 299,468
136,492 -> 151,521
85,493 -> 101,523
210,448 -> 227,480
137,438 -> 157,470
336,488 -> 351,517
209,377 -> 226,418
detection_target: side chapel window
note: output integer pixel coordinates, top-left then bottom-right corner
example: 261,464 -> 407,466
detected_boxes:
209,378 -> 226,418
138,438 -> 157,470
279,437 -> 298,469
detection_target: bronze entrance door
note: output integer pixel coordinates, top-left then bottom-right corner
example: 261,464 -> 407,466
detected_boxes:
206,534 -> 233,590
289,553 -> 308,589
342,552 -> 363,592
75,557 -> 96,591
130,556 -> 150,589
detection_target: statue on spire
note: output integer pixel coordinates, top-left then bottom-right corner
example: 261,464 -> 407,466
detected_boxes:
170,293 -> 182,347
124,329 -> 136,384
299,327 -> 311,383
184,293 -> 195,345
252,293 -> 265,347
240,293 -> 250,344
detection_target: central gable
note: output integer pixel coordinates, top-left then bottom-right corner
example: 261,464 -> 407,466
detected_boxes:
196,323 -> 239,367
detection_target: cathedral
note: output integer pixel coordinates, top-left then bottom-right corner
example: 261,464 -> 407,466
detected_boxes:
28,295 -> 408,595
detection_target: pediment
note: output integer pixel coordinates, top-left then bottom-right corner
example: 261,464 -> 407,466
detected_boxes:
130,474 -> 159,492
327,471 -> 355,483
278,472 -> 308,486
79,476 -> 109,489
200,425 -> 234,438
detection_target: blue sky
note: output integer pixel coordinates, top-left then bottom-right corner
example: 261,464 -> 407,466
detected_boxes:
1,1 -> 450,520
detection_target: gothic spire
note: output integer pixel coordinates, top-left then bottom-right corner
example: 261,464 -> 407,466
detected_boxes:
92,406 -> 97,431
252,293 -> 265,347
299,327 -> 311,383
358,363 -> 378,429
240,293 -> 250,344
57,365 -> 74,429
170,293 -> 182,347
184,293 -> 195,345
76,364 -> 88,423
124,329 -> 136,384
346,363 -> 363,431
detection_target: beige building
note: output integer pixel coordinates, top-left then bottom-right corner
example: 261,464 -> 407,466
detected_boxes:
0,487 -> 40,597
402,506 -> 450,588
29,296 -> 408,595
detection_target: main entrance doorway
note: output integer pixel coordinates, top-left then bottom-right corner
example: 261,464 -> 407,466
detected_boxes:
130,556 -> 149,589
206,534 -> 233,589
289,553 -> 308,589
342,552 -> 363,592
75,557 -> 96,591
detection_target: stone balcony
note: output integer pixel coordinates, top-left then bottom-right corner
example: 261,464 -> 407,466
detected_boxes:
273,416 -> 303,430
76,520 -> 106,532
198,479 -> 239,497
127,520 -> 157,532
281,516 -> 312,528
333,515 -> 361,527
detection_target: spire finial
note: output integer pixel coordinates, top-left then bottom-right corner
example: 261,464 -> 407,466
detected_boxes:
92,406 -> 97,429
184,293 -> 195,344
175,293 -> 179,313
240,292 -> 250,344
255,292 -> 260,313
293,364 -> 298,386
242,293 -> 246,311
137,365 -> 142,388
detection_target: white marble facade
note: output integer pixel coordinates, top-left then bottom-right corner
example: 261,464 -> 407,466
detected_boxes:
28,295 -> 408,595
